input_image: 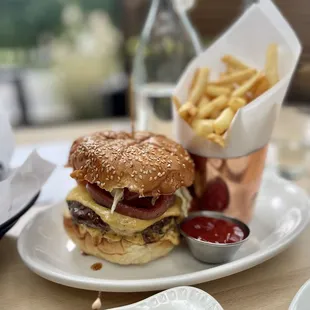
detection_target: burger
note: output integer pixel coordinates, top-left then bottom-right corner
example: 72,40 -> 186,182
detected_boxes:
63,131 -> 194,265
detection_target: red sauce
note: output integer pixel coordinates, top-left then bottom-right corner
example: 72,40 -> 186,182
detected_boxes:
181,216 -> 245,244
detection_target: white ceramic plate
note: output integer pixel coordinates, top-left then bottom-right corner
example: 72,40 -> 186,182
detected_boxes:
110,286 -> 223,310
289,279 -> 310,310
18,172 -> 310,292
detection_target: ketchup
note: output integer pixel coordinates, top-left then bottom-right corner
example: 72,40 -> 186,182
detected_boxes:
181,216 -> 245,244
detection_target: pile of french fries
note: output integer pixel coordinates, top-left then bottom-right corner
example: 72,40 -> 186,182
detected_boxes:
173,44 -> 279,147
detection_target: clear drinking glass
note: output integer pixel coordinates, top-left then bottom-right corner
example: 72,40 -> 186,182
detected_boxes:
276,139 -> 308,180
132,0 -> 202,137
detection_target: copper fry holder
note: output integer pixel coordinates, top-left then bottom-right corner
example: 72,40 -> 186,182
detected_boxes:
190,145 -> 268,224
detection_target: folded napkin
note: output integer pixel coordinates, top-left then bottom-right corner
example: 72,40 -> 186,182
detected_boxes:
0,112 -> 56,226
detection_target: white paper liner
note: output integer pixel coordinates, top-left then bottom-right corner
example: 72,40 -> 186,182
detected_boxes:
173,0 -> 301,158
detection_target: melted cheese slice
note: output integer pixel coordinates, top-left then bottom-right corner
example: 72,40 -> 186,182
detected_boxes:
66,186 -> 182,235
78,224 -> 179,246
78,225 -> 180,245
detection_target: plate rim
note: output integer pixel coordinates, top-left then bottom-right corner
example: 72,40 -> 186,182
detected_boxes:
17,173 -> 310,292
0,191 -> 40,234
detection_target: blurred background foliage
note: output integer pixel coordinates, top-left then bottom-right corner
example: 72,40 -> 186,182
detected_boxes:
0,0 -> 120,66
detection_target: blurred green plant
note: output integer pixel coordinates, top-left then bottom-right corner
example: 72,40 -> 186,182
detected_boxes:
0,0 -> 120,67
0,0 -> 63,48
51,4 -> 123,118
0,0 -> 120,48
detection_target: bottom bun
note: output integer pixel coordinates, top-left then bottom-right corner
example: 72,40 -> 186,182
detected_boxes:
63,216 -> 179,265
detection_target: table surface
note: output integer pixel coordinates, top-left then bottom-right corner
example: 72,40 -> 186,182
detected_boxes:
2,106 -> 310,310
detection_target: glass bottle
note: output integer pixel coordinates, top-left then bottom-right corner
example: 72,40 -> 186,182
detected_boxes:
132,0 -> 202,137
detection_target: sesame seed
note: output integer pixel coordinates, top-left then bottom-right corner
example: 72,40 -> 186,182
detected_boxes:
139,175 -> 143,180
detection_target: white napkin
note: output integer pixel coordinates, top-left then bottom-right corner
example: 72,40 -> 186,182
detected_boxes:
173,0 -> 301,158
0,112 -> 14,177
0,113 -> 56,226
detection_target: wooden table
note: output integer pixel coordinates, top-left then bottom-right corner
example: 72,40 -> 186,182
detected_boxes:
1,107 -> 310,310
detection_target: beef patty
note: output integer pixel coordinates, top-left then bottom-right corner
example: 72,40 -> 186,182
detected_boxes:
67,201 -> 176,244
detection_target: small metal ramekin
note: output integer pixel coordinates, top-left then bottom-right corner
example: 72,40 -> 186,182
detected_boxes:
180,211 -> 250,264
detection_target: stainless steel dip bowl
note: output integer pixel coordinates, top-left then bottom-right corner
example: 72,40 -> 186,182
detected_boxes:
180,211 -> 250,264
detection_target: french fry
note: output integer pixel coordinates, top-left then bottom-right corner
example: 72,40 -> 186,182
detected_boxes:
179,101 -> 197,120
187,104 -> 198,117
253,76 -> 270,98
197,95 -> 228,119
245,91 -> 254,101
241,95 -> 249,104
222,55 -> 249,70
210,109 -> 222,119
172,96 -> 182,110
206,85 -> 231,97
192,119 -> 214,137
197,96 -> 210,108
208,133 -> 225,147
232,72 -> 261,97
265,43 -> 279,86
175,45 -> 279,147
189,69 -> 199,92
189,68 -> 210,105
226,66 -> 236,74
213,107 -> 235,135
214,68 -> 256,85
228,97 -> 246,112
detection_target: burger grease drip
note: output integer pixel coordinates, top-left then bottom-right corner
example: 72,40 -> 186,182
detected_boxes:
110,189 -> 124,213
175,187 -> 192,217
91,292 -> 103,310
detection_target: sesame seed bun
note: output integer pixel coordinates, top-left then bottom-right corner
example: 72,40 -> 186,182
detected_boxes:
68,131 -> 194,196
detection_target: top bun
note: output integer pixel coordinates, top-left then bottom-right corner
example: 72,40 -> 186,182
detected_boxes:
68,131 -> 194,196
